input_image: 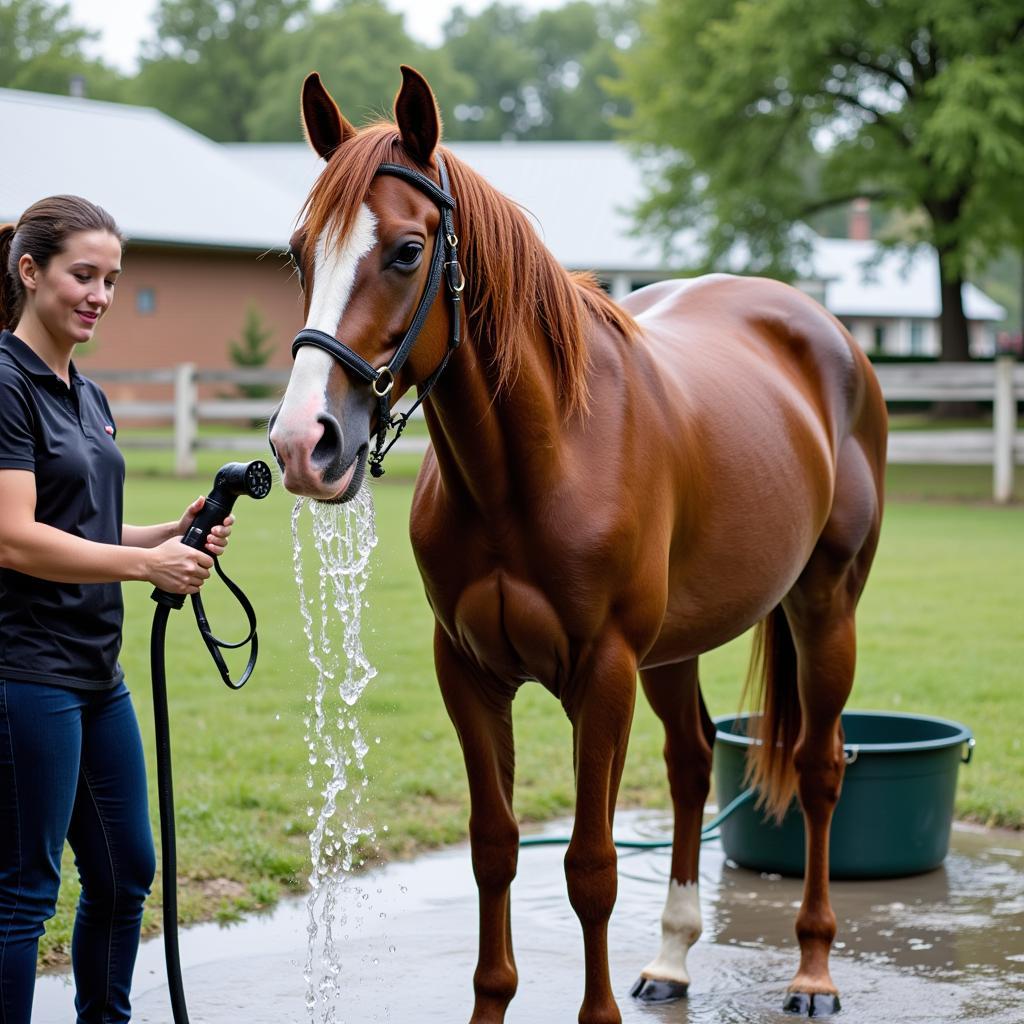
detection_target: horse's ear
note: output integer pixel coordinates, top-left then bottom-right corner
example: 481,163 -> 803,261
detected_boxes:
394,65 -> 441,165
301,72 -> 355,161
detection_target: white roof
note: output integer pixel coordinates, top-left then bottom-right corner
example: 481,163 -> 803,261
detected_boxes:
0,88 -> 298,250
809,237 -> 1005,323
227,141 -> 670,273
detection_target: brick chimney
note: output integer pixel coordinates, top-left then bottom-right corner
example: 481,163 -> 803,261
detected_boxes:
848,197 -> 871,240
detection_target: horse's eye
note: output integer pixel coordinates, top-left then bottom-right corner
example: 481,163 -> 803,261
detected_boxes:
392,242 -> 423,269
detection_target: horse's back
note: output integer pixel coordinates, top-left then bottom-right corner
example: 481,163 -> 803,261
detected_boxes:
623,274 -> 879,450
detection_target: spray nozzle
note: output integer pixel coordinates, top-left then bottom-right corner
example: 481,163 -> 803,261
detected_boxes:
178,460 -> 272,553
209,460 -> 274,503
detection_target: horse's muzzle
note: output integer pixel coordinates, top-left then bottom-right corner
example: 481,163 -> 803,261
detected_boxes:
268,409 -> 356,501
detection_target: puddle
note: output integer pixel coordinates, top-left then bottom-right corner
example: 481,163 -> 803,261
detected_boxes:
35,813 -> 1024,1023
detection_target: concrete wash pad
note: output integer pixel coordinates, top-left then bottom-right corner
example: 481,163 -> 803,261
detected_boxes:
36,811 -> 1024,1023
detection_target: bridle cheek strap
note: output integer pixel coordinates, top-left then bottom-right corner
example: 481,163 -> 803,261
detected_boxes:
290,153 -> 464,478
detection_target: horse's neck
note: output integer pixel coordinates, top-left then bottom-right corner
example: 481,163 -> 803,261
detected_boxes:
423,321 -> 570,512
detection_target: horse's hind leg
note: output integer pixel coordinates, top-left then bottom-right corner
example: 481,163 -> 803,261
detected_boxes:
631,658 -> 714,1003
435,628 -> 519,1024
782,437 -> 882,1016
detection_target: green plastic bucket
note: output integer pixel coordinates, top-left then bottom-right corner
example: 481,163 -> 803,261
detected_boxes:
712,710 -> 974,879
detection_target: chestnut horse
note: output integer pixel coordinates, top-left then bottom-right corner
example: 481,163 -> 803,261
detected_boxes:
269,66 -> 887,1024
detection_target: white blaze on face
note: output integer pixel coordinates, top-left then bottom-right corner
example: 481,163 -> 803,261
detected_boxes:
275,204 -> 378,435
640,880 -> 702,987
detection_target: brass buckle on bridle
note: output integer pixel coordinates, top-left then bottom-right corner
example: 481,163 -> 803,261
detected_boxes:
372,367 -> 395,398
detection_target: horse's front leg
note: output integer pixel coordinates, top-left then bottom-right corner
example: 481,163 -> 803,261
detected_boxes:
632,658 -> 713,1003
564,635 -> 638,1024
435,626 -> 519,1024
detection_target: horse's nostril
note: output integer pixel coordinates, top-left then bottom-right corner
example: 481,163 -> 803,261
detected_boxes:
312,413 -> 343,466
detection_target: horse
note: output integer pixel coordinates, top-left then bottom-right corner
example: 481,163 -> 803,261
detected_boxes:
269,65 -> 887,1024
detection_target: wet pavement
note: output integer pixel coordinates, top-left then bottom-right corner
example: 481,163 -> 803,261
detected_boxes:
35,811 -> 1024,1023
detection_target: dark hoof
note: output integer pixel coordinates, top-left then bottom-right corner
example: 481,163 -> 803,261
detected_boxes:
630,976 -> 688,1003
783,992 -> 841,1017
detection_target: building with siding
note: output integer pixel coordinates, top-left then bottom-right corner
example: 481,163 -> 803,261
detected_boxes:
0,88 -> 305,403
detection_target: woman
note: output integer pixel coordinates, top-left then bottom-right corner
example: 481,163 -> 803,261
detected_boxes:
0,195 -> 233,1023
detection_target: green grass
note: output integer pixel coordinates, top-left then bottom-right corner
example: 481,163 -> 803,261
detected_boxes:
38,445 -> 1024,963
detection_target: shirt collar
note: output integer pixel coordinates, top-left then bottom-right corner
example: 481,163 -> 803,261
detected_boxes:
0,330 -> 85,386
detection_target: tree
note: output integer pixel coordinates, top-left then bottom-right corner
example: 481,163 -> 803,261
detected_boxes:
621,0 -> 1024,361
228,305 -> 276,422
247,0 -> 472,141
441,1 -> 640,141
0,0 -> 126,100
131,0 -> 311,141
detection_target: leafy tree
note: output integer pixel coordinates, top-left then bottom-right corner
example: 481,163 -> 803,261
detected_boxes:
442,1 -> 640,141
0,0 -> 126,99
526,1 -> 637,140
130,0 -> 311,141
247,0 -> 472,141
621,0 -> 1024,361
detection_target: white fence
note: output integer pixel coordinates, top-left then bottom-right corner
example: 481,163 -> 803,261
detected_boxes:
874,358 -> 1022,502
91,356 -> 1022,502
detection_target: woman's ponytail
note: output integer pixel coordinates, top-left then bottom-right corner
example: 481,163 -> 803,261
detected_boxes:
0,223 -> 18,331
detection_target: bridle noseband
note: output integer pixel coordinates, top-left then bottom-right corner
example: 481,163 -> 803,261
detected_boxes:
290,153 -> 464,478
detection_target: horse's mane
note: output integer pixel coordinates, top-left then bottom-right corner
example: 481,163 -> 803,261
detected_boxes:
301,122 -> 640,417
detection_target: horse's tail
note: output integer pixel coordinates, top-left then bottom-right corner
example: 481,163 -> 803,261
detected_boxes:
740,606 -> 801,822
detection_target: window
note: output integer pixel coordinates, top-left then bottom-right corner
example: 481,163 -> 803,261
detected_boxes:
872,324 -> 887,354
136,288 -> 156,314
909,321 -> 925,355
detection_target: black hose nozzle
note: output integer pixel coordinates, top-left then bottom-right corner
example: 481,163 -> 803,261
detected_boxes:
178,460 -> 273,552
153,460 -> 272,609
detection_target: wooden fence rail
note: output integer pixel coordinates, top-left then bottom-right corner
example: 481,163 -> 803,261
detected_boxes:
90,357 -> 1021,502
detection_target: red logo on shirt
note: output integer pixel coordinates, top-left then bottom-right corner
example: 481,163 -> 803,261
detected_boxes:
104,424 -> 114,435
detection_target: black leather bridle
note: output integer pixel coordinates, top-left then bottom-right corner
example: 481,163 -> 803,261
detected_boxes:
290,153 -> 464,478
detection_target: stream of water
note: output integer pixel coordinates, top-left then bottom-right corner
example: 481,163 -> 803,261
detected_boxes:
290,488 -> 380,1023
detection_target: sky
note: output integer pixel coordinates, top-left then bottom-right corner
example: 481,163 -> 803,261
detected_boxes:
68,0 -> 565,72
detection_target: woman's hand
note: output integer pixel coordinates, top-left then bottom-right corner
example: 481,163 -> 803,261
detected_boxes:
175,496 -> 235,557
145,536 -> 214,595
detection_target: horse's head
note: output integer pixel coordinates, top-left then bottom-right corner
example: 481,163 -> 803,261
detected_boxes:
269,66 -> 460,502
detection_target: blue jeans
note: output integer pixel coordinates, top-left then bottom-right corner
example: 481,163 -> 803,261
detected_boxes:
0,680 -> 156,1024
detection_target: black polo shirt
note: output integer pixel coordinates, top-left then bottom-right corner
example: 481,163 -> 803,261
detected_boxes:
0,330 -> 126,690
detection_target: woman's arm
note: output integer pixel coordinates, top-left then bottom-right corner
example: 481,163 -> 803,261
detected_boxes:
0,469 -> 214,593
121,521 -> 177,549
122,495 -> 233,556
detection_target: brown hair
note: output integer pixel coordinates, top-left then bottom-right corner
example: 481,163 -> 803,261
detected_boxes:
0,195 -> 123,331
301,123 -> 640,418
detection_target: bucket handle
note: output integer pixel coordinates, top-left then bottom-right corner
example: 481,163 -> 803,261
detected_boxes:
961,737 -> 976,764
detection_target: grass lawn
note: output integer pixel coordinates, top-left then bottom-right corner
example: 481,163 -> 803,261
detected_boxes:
40,445 -> 1024,963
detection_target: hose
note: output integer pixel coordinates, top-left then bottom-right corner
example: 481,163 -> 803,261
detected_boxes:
149,558 -> 262,1023
150,600 -> 190,1023
518,785 -> 757,850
